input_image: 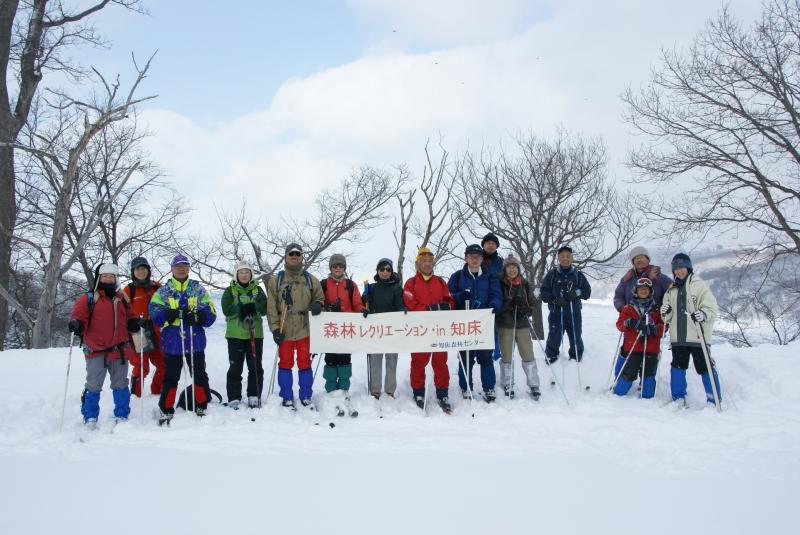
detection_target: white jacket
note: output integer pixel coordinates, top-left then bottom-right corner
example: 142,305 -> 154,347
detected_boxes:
662,273 -> 717,346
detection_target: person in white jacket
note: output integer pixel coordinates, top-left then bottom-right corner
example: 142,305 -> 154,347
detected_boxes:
660,253 -> 721,406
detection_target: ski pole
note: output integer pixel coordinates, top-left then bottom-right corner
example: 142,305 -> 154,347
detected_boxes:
530,328 -> 570,406
189,321 -> 196,414
510,305 -> 517,397
568,300 -> 586,391
687,306 -> 721,412
611,332 -> 644,391
268,346 -> 279,397
605,331 -> 624,390
59,332 -> 75,432
461,299 -> 474,416
247,317 -> 261,408
178,311 -> 188,413
559,306 -> 565,388
312,353 -> 323,384
267,302 -> 288,400
139,315 -> 145,423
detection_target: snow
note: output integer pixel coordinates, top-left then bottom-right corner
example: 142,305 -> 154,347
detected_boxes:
1,300 -> 798,534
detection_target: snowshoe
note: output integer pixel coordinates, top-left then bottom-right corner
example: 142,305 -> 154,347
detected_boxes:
195,407 -> 207,417
300,398 -> 316,410
229,400 -> 240,410
414,395 -> 425,409
282,399 -> 297,410
438,397 -> 453,414
504,385 -> 515,399
530,386 -> 541,401
483,389 -> 497,403
248,396 -> 260,409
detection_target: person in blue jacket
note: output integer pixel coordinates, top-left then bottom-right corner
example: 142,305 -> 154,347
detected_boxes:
448,243 -> 503,402
149,254 -> 217,423
540,246 -> 592,364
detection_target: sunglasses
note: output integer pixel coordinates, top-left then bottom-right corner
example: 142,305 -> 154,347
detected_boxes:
287,252 -> 302,257
378,267 -> 392,272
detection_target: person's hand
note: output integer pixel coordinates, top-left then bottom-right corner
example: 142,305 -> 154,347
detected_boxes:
556,297 -> 568,307
427,304 -> 440,311
660,304 -> 672,316
165,308 -> 180,324
310,301 -> 323,316
691,310 -> 706,323
362,309 -> 369,318
439,302 -> 451,311
565,289 -> 578,302
68,319 -> 83,335
239,302 -> 256,319
127,318 -> 143,332
272,329 -> 284,345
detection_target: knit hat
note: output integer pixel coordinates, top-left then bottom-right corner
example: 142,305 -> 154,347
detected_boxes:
376,257 -> 393,271
464,244 -> 482,256
234,260 -> 253,274
416,247 -> 435,261
629,246 -> 651,263
285,243 -> 303,255
557,245 -> 573,255
170,254 -> 190,267
504,255 -> 521,269
93,263 -> 118,291
481,232 -> 500,248
130,256 -> 150,271
329,253 -> 347,269
671,253 -> 693,273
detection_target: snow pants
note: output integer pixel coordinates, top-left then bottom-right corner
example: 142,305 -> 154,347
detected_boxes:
545,306 -> 583,363
410,351 -> 449,399
159,351 -> 210,414
226,338 -> 264,402
367,353 -> 398,395
277,337 -> 313,402
457,349 -> 496,393
130,348 -> 164,397
498,327 -> 539,389
82,355 -> 130,421
613,351 -> 658,398
323,353 -> 352,393
670,345 -> 721,403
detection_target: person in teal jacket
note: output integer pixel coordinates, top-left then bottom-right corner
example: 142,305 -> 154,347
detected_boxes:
221,261 -> 268,409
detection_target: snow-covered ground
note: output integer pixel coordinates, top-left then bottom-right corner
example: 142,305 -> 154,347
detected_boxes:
1,300 -> 798,534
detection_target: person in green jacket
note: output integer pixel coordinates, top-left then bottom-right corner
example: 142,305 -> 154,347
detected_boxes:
221,261 -> 268,409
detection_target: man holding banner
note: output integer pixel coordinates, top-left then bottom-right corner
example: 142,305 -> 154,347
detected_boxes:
402,247 -> 456,413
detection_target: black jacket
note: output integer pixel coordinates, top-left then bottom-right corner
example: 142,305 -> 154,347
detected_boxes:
540,265 -> 591,313
363,273 -> 406,313
496,277 -> 533,329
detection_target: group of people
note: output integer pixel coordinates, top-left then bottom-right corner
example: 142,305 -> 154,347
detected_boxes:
67,232 -> 721,428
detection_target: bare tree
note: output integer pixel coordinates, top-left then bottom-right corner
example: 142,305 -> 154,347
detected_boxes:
392,189 -> 415,281
187,166 -> 406,289
2,55 -> 156,347
623,0 -> 800,258
408,141 -> 465,276
456,130 -> 636,337
0,0 -> 144,347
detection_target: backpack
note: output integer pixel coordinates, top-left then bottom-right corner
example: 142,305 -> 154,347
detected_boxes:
275,270 -> 313,292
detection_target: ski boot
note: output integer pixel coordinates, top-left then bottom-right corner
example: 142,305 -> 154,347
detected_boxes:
504,385 -> 515,399
154,408 -> 173,427
248,396 -> 260,409
530,386 -> 541,401
229,399 -> 240,410
414,395 -> 425,409
195,407 -> 207,417
282,399 -> 296,410
438,397 -> 453,414
483,389 -> 497,403
461,389 -> 473,400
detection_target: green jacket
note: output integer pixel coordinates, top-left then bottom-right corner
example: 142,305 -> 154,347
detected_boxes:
221,279 -> 268,339
363,273 -> 406,313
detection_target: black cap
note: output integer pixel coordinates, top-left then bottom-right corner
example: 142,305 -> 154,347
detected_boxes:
557,246 -> 573,254
481,232 -> 500,248
130,256 -> 150,271
671,253 -> 693,273
464,244 -> 483,256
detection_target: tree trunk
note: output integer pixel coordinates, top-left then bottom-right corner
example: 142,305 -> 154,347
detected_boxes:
0,130 -> 16,350
531,296 -> 545,340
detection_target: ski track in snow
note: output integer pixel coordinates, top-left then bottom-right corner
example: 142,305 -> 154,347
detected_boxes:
1,300 -> 798,534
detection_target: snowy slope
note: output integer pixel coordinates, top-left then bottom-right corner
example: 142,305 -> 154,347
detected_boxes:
1,300 -> 798,535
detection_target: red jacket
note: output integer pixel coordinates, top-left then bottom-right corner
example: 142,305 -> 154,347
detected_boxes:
70,290 -> 136,361
616,303 -> 665,354
403,272 -> 455,311
322,277 -> 364,312
124,282 -> 162,351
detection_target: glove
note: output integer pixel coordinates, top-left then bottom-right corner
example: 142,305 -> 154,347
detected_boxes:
194,309 -> 207,326
660,304 -> 672,316
140,318 -> 153,330
691,310 -> 706,323
646,324 -> 658,336
239,302 -> 256,319
164,308 -> 180,324
310,301 -> 323,316
556,297 -> 568,307
362,309 -> 369,318
272,329 -> 284,345
439,302 -> 451,311
565,289 -> 578,302
126,318 -> 143,333
427,304 -> 441,311
182,311 -> 197,327
68,319 -> 83,335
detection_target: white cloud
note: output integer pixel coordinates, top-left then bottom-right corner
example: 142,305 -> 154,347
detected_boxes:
142,0 -> 763,272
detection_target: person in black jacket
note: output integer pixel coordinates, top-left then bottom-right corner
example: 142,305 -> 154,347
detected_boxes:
540,246 -> 592,364
363,258 -> 407,397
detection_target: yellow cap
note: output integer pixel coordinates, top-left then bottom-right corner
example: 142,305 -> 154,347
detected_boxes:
416,247 -> 435,261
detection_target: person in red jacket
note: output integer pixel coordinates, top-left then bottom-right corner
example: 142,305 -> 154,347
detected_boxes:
403,247 -> 456,413
612,278 -> 665,398
124,256 -> 165,397
68,263 -> 139,428
321,253 -> 364,398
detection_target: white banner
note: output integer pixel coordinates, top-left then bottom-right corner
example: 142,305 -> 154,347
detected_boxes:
309,309 -> 495,354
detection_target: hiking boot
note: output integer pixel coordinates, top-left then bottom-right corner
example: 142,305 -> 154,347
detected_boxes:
504,385 -> 515,399
195,407 -> 206,417
370,392 -> 381,400
248,396 -> 260,408
483,389 -> 497,403
229,399 -> 240,410
84,418 -> 98,430
530,386 -> 541,401
282,399 -> 295,409
461,389 -> 473,400
414,395 -> 425,409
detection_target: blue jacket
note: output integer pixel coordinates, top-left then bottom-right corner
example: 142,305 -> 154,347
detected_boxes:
482,252 -> 504,278
149,278 -> 217,354
540,265 -> 592,313
447,264 -> 502,313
